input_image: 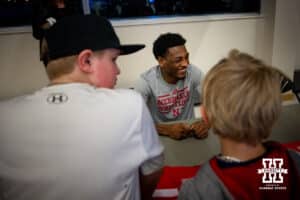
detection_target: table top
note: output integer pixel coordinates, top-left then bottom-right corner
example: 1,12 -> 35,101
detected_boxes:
160,104 -> 300,166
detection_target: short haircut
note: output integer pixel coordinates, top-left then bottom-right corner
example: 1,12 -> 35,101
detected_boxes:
152,33 -> 186,60
46,55 -> 77,80
202,49 -> 282,145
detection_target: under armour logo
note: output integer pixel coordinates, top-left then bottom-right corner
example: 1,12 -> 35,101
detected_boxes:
47,93 -> 68,104
257,158 -> 288,183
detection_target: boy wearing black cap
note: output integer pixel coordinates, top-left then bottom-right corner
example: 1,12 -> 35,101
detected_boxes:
0,15 -> 164,200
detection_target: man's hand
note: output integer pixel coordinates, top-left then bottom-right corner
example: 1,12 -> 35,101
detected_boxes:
190,120 -> 210,139
156,123 -> 191,140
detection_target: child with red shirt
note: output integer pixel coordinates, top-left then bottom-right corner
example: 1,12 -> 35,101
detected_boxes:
178,49 -> 300,199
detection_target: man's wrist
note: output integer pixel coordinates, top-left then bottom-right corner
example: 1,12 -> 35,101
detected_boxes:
156,123 -> 171,136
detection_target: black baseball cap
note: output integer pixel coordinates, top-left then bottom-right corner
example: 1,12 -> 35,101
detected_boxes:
45,15 -> 145,60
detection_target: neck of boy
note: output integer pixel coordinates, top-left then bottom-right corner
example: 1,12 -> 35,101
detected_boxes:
49,75 -> 88,86
219,137 -> 266,162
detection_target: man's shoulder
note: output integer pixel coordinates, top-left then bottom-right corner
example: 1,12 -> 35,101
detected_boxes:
140,66 -> 159,81
187,64 -> 203,82
188,64 -> 202,74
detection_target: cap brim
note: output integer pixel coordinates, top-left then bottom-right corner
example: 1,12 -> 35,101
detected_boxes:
119,44 -> 145,55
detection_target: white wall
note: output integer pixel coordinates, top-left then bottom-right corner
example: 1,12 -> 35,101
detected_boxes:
0,32 -> 49,99
5,0 -> 300,99
272,0 -> 300,75
0,14 -> 269,99
114,15 -> 265,89
9,0 -> 300,99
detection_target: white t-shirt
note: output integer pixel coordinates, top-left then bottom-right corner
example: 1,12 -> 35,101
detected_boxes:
0,83 -> 164,200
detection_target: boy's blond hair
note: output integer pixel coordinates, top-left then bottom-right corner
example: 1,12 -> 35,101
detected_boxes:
46,55 -> 77,80
202,49 -> 282,144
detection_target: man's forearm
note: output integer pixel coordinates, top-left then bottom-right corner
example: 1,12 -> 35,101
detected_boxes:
155,122 -> 191,140
155,123 -> 173,136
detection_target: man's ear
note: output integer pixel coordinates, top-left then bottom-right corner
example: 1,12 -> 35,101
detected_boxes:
77,49 -> 93,73
158,56 -> 166,68
200,106 -> 209,124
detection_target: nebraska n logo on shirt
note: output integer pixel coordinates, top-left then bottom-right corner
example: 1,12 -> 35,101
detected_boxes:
257,158 -> 288,183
